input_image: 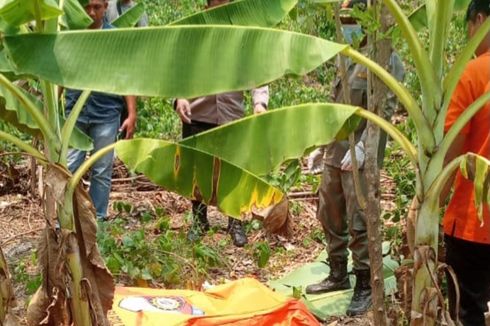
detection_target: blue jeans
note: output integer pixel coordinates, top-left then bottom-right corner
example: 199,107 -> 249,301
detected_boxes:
67,120 -> 119,219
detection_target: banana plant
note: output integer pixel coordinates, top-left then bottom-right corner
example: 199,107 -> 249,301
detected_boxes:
0,0 -> 302,324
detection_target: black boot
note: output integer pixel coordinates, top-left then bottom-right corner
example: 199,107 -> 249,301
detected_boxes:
187,202 -> 210,242
305,259 -> 350,294
346,269 -> 372,316
227,217 -> 248,247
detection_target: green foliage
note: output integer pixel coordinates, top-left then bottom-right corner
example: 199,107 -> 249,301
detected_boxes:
264,160 -> 301,193
384,119 -> 417,224
253,241 -> 271,268
97,205 -> 226,288
135,98 -> 180,141
12,254 -> 41,296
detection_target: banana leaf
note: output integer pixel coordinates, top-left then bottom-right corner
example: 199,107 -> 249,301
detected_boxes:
460,153 -> 490,223
269,243 -> 398,320
181,104 -> 362,176
170,0 -> 297,27
61,0 -> 92,30
111,2 -> 145,28
408,0 -> 471,32
0,0 -> 63,27
3,26 -> 346,98
0,83 -> 93,151
115,139 -> 284,218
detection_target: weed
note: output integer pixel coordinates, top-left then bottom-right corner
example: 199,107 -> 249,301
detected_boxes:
13,257 -> 41,296
98,205 -> 226,288
253,241 -> 271,268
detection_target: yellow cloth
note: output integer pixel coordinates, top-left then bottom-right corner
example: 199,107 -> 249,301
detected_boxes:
113,278 -> 319,326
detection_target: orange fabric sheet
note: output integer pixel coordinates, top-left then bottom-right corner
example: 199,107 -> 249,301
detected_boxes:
113,278 -> 320,326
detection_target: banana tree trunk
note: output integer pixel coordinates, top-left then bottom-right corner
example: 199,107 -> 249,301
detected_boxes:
411,199 -> 440,326
0,246 -> 15,325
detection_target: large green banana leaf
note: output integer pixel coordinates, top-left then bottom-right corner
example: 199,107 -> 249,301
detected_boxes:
61,0 -> 92,30
0,83 -> 93,151
111,2 -> 145,28
180,104 -> 361,176
3,26 -> 346,98
115,139 -> 284,218
0,0 -> 63,27
0,51 -> 24,80
170,0 -> 297,27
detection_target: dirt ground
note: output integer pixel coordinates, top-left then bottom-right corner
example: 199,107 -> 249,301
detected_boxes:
1,161 -> 397,325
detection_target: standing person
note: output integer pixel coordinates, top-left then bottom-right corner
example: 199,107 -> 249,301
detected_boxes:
63,0 -> 137,220
443,1 -> 490,325
174,0 -> 268,250
305,0 -> 405,317
106,0 -> 149,27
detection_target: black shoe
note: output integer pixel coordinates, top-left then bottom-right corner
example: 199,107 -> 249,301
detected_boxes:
305,259 -> 350,294
346,269 -> 372,316
227,217 -> 248,247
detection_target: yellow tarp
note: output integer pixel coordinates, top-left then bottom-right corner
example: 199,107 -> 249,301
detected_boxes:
113,278 -> 320,326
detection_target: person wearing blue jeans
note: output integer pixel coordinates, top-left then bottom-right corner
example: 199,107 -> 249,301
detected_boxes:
64,0 -> 137,220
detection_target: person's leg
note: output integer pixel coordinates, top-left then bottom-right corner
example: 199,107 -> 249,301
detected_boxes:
182,121 -> 216,241
67,122 -> 89,174
446,236 -> 490,326
342,170 -> 371,316
306,165 -> 350,294
87,120 -> 119,220
343,170 -> 369,272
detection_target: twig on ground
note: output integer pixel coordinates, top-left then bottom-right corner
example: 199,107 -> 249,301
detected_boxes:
1,227 -> 43,246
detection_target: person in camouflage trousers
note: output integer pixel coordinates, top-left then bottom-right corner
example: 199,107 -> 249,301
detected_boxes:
305,0 -> 405,316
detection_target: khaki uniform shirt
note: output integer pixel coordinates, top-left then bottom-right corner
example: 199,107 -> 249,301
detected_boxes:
324,52 -> 405,168
189,86 -> 269,125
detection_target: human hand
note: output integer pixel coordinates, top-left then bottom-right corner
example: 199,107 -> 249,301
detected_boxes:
253,104 -> 267,115
176,99 -> 192,124
340,142 -> 365,171
119,115 -> 137,139
307,148 -> 324,174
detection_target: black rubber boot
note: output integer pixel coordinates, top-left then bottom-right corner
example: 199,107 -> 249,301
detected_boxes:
227,217 -> 248,247
187,202 -> 210,242
346,269 -> 372,316
305,259 -> 351,294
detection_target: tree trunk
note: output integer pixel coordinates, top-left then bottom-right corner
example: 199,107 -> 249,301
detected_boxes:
410,201 -> 440,326
0,246 -> 15,325
365,1 -> 391,325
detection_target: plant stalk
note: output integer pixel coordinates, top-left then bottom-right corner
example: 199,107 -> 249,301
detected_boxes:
0,130 -> 46,162
0,74 -> 57,153
66,236 -> 91,326
0,246 -> 15,324
382,0 -> 440,126
342,47 -> 436,153
60,90 -> 91,165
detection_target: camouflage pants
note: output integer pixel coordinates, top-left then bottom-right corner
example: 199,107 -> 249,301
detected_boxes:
317,164 -> 369,271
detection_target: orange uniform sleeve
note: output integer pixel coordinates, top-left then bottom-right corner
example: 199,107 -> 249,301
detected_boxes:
445,72 -> 475,134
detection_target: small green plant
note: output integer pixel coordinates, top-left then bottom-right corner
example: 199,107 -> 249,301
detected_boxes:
253,241 -> 271,268
13,259 -> 41,296
98,206 -> 226,288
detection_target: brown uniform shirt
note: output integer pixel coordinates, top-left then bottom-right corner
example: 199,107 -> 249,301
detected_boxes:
188,86 -> 269,125
324,53 -> 404,168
